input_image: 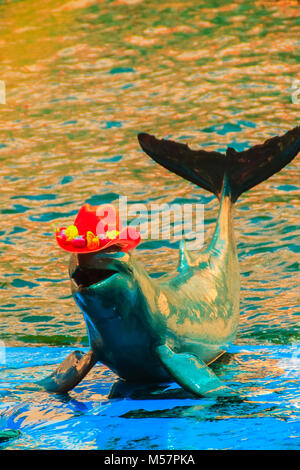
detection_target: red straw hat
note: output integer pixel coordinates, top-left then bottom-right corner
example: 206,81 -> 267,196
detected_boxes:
55,203 -> 141,253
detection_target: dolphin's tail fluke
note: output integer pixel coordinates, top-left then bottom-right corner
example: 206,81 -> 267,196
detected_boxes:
138,126 -> 300,203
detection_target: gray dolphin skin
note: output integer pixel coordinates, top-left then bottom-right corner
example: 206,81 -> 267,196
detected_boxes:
31,126 -> 300,397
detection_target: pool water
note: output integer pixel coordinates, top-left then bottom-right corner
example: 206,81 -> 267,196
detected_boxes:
0,345 -> 299,450
0,0 -> 299,450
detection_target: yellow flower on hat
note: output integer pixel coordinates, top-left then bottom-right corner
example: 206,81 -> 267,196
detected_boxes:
65,224 -> 78,241
86,231 -> 94,244
106,230 -> 119,240
86,231 -> 100,250
89,237 -> 100,250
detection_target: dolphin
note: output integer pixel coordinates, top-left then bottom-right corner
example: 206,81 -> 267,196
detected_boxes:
26,126 -> 300,397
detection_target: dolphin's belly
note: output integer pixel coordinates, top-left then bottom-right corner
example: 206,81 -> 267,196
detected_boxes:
85,314 -> 171,383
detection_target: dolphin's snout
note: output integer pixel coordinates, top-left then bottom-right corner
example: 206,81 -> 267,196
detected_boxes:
69,251 -> 133,290
71,266 -> 118,289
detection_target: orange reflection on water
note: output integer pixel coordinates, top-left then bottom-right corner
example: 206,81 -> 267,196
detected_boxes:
0,0 -> 299,347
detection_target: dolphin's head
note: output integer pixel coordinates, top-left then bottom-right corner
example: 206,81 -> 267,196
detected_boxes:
68,249 -> 167,381
69,249 -> 140,322
69,249 -> 157,345
70,250 -> 132,289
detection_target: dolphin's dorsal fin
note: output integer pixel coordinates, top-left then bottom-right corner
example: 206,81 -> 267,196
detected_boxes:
177,240 -> 209,270
156,344 -> 234,397
177,240 -> 190,271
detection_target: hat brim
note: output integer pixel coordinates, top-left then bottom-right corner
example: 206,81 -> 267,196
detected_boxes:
55,228 -> 141,254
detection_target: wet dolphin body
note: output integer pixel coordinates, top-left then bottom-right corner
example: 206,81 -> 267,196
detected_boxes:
32,126 -> 300,397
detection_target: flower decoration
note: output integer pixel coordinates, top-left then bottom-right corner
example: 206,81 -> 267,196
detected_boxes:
55,203 -> 141,253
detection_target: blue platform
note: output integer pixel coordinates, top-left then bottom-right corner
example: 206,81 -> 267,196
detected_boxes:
0,345 -> 299,450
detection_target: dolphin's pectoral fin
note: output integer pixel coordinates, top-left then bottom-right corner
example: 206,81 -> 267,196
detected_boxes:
37,349 -> 97,393
17,350 -> 97,393
156,344 -> 234,398
0,429 -> 21,444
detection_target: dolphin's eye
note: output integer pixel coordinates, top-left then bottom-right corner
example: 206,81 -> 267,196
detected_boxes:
71,267 -> 118,288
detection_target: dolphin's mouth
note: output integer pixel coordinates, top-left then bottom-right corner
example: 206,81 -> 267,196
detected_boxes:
71,266 -> 118,289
